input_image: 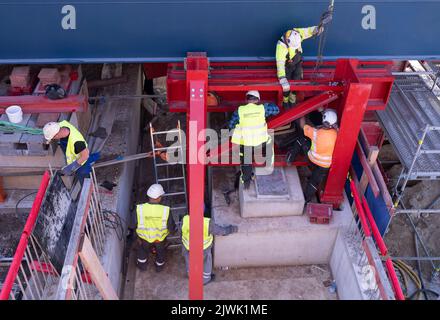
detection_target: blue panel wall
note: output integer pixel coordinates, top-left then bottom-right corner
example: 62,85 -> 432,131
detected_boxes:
0,1 -> 439,63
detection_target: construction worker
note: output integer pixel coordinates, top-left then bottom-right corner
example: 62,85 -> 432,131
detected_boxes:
276,25 -> 324,109
181,213 -> 238,285
285,109 -> 338,202
135,183 -> 175,272
229,90 -> 279,189
43,121 -> 91,177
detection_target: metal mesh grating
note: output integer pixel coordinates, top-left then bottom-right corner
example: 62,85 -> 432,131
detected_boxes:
376,75 -> 440,179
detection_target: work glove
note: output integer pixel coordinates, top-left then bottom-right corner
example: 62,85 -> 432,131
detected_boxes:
313,26 -> 324,36
320,9 -> 333,26
279,77 -> 290,92
225,225 -> 239,235
61,161 -> 82,176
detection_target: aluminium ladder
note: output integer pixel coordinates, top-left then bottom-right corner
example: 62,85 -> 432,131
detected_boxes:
149,121 -> 187,246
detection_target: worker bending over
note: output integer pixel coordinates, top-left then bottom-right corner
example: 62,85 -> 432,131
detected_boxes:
285,109 -> 338,202
181,213 -> 238,285
136,184 -> 175,272
43,121 -> 90,177
276,25 -> 324,109
229,90 -> 279,189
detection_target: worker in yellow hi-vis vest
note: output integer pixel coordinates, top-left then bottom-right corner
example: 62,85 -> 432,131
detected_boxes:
181,212 -> 237,285
276,25 -> 324,109
229,90 -> 279,189
43,121 -> 91,176
135,184 -> 175,272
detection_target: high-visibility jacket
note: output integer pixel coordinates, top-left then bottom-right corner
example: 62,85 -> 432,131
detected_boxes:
304,125 -> 338,168
59,120 -> 88,165
276,26 -> 317,78
181,215 -> 213,251
136,203 -> 170,243
231,103 -> 268,147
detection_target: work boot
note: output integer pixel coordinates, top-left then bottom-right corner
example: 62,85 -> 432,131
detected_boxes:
155,262 -> 165,273
204,274 -> 216,285
136,260 -> 148,271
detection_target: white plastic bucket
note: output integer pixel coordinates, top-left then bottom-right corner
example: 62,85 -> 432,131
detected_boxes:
5,105 -> 23,123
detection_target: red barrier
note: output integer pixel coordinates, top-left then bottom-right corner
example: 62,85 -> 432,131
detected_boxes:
349,180 -> 371,237
0,171 -> 50,300
361,195 -> 405,300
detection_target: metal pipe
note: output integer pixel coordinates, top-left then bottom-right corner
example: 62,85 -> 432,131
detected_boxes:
395,209 -> 440,214
389,256 -> 440,261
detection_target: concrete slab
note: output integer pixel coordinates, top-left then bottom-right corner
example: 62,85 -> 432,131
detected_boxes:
239,166 -> 305,218
131,246 -> 337,300
212,167 -> 353,268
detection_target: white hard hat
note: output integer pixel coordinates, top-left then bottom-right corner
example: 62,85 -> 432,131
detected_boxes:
286,30 -> 301,49
147,183 -> 165,199
246,90 -> 260,100
322,109 -> 337,127
43,122 -> 61,141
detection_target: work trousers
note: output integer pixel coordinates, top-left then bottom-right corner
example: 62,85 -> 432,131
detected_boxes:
137,236 -> 166,268
283,55 -> 304,107
286,135 -> 329,202
239,140 -> 273,186
182,245 -> 213,285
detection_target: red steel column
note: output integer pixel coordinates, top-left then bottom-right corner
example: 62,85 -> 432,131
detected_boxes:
321,81 -> 372,206
186,53 -> 208,300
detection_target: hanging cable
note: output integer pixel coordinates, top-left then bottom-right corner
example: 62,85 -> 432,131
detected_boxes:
312,0 -> 335,81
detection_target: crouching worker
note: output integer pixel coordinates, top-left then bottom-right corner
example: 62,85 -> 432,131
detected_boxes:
43,121 -> 99,182
181,213 -> 238,285
136,184 -> 175,272
285,109 -> 338,202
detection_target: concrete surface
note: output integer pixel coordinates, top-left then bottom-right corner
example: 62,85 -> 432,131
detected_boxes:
130,246 -> 337,300
239,166 -> 305,218
94,64 -> 142,296
213,167 -> 352,268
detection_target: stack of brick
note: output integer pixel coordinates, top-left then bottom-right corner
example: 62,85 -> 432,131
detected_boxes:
38,68 -> 61,86
10,66 -> 31,88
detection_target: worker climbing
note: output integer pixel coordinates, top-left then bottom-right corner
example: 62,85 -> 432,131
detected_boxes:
135,183 -> 175,272
285,109 -> 338,202
276,1 -> 334,109
43,120 -> 97,181
181,210 -> 238,285
229,90 -> 279,189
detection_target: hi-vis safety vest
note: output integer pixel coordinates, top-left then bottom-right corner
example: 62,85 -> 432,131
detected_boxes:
136,203 -> 170,243
275,26 -> 317,78
304,125 -> 338,168
59,120 -> 88,165
231,103 -> 268,147
181,215 -> 213,251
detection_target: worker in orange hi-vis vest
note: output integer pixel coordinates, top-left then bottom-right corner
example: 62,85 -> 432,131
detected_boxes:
285,109 -> 338,202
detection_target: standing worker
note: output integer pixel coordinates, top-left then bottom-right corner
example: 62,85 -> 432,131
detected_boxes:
43,121 -> 91,178
276,25 -> 324,109
135,183 -> 175,272
285,109 -> 338,202
181,213 -> 238,285
229,90 -> 279,189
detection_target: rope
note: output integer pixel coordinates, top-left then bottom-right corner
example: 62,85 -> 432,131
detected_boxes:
0,120 -> 43,135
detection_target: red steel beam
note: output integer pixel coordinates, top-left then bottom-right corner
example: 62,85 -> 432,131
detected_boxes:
208,93 -> 339,164
0,95 -> 88,114
186,53 -> 208,300
267,92 -> 339,129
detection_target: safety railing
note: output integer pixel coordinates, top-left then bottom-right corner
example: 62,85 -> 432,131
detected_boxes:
55,172 -> 118,300
0,171 -> 56,300
349,178 -> 405,300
